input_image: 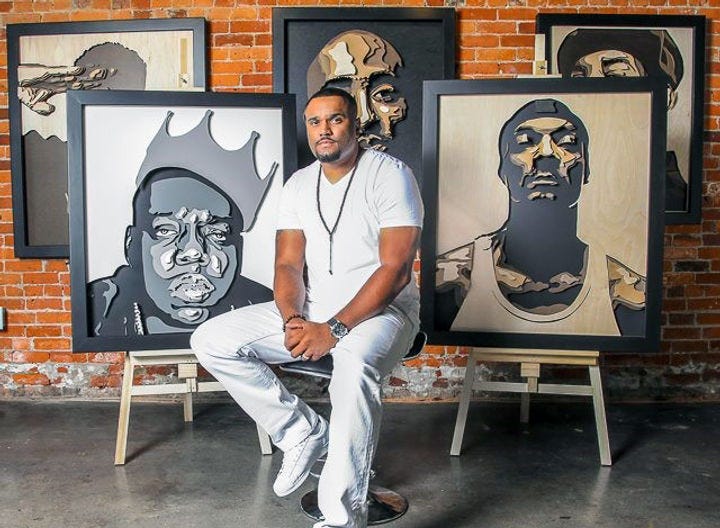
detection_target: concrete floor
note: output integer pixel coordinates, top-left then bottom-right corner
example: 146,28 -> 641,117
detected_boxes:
1,399 -> 719,528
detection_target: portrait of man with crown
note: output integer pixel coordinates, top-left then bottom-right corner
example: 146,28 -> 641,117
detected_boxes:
68,93 -> 293,350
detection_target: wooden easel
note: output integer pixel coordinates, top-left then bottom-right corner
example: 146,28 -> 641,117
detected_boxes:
448,34 -> 612,466
450,347 -> 611,466
114,349 -> 272,465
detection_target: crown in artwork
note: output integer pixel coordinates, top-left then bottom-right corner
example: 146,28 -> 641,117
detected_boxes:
136,110 -> 278,231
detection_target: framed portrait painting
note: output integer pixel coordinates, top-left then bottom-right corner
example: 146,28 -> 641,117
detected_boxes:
272,7 -> 455,181
536,14 -> 706,224
7,18 -> 207,259
67,91 -> 296,352
421,78 -> 666,352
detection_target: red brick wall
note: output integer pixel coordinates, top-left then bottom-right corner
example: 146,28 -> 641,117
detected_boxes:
1,0 -> 718,400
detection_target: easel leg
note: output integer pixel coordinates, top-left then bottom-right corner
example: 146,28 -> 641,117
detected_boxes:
183,378 -> 194,423
257,424 -> 273,455
451,350 -> 477,456
520,364 -> 539,424
520,393 -> 530,424
178,363 -> 198,423
589,365 -> 612,466
114,354 -> 133,466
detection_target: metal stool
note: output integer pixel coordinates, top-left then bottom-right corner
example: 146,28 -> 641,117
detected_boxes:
279,331 -> 427,525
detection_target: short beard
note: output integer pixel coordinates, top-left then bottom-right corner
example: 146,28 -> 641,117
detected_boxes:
315,149 -> 341,163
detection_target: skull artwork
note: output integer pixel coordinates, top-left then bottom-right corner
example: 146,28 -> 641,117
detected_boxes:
307,30 -> 407,150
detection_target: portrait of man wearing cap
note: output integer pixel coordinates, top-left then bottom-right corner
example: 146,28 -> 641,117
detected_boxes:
87,111 -> 275,337
435,98 -> 647,338
556,28 -> 687,211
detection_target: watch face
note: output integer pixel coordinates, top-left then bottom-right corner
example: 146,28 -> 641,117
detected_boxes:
329,318 -> 348,338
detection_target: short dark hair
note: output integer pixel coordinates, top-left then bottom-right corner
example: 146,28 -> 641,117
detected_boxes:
305,87 -> 358,123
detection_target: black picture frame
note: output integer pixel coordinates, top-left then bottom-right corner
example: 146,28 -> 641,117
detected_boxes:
536,13 -> 706,224
421,78 -> 666,352
7,18 -> 208,259
67,90 -> 297,352
272,7 -> 455,183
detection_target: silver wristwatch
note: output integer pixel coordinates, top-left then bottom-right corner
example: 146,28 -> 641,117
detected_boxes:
327,317 -> 349,339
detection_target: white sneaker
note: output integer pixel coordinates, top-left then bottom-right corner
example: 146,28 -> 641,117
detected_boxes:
273,416 -> 329,497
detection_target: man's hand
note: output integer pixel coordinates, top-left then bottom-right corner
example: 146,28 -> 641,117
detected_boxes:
283,316 -> 306,351
286,321 -> 338,361
18,64 -> 116,116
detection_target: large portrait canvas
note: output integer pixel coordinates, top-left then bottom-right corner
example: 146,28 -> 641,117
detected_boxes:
273,7 -> 455,181
536,14 -> 706,224
421,79 -> 666,352
68,91 -> 296,352
7,19 -> 207,258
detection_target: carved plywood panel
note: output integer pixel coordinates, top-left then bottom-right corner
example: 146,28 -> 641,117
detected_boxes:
437,93 -> 651,274
422,79 -> 666,352
273,7 -> 455,178
19,31 -> 195,140
536,14 -> 706,224
7,19 -> 206,258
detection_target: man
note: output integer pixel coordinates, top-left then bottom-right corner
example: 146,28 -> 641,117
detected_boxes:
191,87 -> 423,528
436,99 -> 645,336
556,28 -> 686,210
89,111 -> 274,336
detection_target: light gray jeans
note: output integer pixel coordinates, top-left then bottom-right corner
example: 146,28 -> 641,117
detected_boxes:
190,301 -> 417,528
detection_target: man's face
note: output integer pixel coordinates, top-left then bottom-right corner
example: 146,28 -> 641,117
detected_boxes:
305,95 -> 358,164
570,48 -> 677,109
570,49 -> 646,78
501,115 -> 586,208
309,31 -> 406,149
139,175 -> 239,325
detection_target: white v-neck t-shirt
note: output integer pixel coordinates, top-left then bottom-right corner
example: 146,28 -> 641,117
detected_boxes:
276,149 -> 423,322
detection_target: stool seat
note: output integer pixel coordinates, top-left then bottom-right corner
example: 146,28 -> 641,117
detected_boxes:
280,354 -> 334,379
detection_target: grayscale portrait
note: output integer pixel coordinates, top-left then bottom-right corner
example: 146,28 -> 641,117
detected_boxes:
87,111 -> 276,336
67,94 -> 295,352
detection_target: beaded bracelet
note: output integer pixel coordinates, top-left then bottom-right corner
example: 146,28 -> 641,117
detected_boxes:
282,313 -> 305,331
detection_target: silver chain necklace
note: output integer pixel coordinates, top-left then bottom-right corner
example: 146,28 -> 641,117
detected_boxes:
315,157 -> 360,275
